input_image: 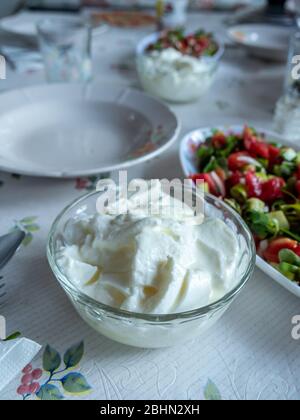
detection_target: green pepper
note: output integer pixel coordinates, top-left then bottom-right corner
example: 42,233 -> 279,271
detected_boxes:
280,228 -> 300,243
256,172 -> 269,181
203,156 -> 219,173
272,199 -> 286,211
281,147 -> 297,162
279,249 -> 300,267
280,203 -> 300,224
244,211 -> 279,240
273,162 -> 296,178
269,211 -> 290,230
218,135 -> 239,158
197,145 -> 214,170
278,263 -> 297,281
230,184 -> 248,204
245,198 -> 266,213
257,158 -> 269,169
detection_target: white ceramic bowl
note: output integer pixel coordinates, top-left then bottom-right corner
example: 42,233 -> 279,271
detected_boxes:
180,125 -> 300,298
136,32 -> 224,103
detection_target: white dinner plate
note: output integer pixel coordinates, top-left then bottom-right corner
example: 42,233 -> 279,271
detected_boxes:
202,0 -> 266,10
0,12 -> 107,38
0,82 -> 180,178
228,24 -> 292,62
180,125 -> 300,298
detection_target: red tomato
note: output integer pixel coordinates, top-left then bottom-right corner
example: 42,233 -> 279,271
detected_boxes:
227,170 -> 244,188
198,37 -> 210,49
243,126 -> 270,159
189,173 -> 218,196
245,172 -> 285,202
212,132 -> 227,149
186,35 -> 196,47
245,171 -> 263,198
260,177 -> 285,202
263,238 -> 300,263
228,151 -> 252,171
268,145 -> 281,166
251,142 -> 270,159
296,165 -> 300,180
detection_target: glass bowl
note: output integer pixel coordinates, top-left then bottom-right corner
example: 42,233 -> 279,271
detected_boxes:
47,189 -> 255,348
136,32 -> 224,104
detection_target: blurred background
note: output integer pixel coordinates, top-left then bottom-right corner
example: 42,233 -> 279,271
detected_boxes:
0,1 -> 297,16
0,1 -> 299,25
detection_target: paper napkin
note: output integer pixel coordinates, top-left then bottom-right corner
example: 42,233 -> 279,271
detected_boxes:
0,338 -> 41,393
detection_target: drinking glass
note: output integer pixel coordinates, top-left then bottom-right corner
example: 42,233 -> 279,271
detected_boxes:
285,31 -> 300,98
157,0 -> 189,29
273,32 -> 300,143
37,17 -> 92,83
295,0 -> 300,28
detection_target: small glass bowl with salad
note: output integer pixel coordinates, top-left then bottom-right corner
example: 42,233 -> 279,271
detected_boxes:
185,126 -> 300,287
136,29 -> 224,103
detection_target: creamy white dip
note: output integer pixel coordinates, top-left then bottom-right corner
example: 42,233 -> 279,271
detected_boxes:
58,181 -> 240,315
137,47 -> 216,103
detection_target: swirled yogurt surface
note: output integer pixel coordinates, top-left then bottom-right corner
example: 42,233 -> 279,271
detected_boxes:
58,181 -> 240,314
137,48 -> 215,102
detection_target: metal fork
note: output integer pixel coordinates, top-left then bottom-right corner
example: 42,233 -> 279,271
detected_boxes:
0,230 -> 25,305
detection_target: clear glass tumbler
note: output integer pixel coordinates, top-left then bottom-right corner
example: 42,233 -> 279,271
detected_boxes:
37,17 -> 92,83
285,32 -> 300,98
273,32 -> 300,143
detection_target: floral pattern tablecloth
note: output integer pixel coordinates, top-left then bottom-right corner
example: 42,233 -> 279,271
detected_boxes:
0,10 -> 300,401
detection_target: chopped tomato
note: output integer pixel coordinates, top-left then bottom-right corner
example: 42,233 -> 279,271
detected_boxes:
211,171 -> 226,197
245,171 -> 263,198
296,165 -> 300,180
190,173 -> 221,196
263,238 -> 300,263
260,177 -> 285,202
245,172 -> 285,202
227,170 -> 244,188
212,132 -> 227,149
243,126 -> 270,159
251,142 -> 270,159
228,151 -> 252,171
268,145 -> 281,166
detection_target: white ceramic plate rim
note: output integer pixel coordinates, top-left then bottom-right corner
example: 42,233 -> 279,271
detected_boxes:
180,125 -> 300,298
227,24 -> 291,53
0,12 -> 108,38
0,83 -> 180,178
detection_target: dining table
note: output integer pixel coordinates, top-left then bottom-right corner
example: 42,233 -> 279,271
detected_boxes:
0,7 -> 299,401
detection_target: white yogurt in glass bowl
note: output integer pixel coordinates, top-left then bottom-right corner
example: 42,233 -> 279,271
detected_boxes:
47,181 -> 255,348
136,32 -> 224,103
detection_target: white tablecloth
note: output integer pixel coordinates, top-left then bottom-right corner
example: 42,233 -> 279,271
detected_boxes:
0,10 -> 299,401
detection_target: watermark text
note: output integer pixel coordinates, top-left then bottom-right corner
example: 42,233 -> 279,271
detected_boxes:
0,55 -> 6,80
292,315 -> 300,340
0,315 -> 6,340
292,55 -> 300,80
